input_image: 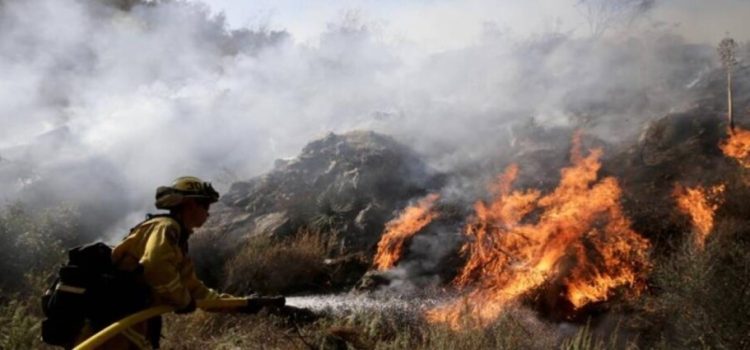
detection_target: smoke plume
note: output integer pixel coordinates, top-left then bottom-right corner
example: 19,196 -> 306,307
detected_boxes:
0,0 -> 746,238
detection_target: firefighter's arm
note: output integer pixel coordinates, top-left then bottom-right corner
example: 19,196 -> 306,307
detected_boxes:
140,223 -> 192,309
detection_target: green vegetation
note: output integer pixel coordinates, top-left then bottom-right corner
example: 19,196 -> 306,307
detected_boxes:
0,300 -> 43,350
0,203 -> 78,294
634,218 -> 750,349
0,203 -> 82,349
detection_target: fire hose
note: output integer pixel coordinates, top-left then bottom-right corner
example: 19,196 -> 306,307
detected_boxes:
73,298 -> 251,350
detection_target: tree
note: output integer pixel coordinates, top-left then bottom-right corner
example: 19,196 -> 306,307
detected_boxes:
577,0 -> 656,37
718,37 -> 738,132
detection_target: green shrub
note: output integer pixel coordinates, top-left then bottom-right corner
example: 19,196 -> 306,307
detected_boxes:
0,299 -> 44,350
0,202 -> 79,294
637,218 -> 750,349
0,202 -> 89,349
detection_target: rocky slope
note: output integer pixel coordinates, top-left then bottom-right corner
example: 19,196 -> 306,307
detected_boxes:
205,130 -> 443,252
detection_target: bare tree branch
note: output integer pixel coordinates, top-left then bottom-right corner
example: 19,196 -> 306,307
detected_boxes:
577,0 -> 656,37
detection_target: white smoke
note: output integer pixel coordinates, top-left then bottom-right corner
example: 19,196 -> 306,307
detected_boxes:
0,0 -> 745,238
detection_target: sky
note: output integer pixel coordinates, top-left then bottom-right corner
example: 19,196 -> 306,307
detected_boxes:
199,0 -> 750,51
198,0 -> 580,51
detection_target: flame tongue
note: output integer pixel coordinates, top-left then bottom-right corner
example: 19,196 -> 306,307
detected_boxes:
673,184 -> 725,249
373,193 -> 440,271
720,127 -> 750,167
427,135 -> 651,329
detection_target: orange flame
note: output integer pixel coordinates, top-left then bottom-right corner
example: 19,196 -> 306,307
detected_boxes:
426,135 -> 651,329
720,127 -> 750,168
673,184 -> 725,249
373,194 -> 440,271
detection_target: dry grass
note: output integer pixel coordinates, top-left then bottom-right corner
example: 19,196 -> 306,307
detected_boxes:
0,278 -> 58,350
223,229 -> 338,295
159,303 -> 636,350
161,311 -> 311,349
1,202 -> 748,349
0,300 -> 44,350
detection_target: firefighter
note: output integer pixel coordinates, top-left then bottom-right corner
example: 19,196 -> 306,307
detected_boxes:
74,176 -> 279,349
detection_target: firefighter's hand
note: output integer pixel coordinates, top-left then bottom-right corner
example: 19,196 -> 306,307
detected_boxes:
175,299 -> 197,314
240,295 -> 286,314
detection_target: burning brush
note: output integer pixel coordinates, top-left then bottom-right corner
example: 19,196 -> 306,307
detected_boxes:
721,126 -> 750,168
373,193 -> 441,271
416,134 -> 653,329
673,183 -> 726,250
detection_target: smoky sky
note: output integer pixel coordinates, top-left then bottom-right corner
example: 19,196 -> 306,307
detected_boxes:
0,0 -> 745,239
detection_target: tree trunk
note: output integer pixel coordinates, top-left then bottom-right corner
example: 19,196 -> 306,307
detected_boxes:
728,69 -> 734,133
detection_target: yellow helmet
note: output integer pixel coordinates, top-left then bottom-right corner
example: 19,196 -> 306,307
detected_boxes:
155,176 -> 219,209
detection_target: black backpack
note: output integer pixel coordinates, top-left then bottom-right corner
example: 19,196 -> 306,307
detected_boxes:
41,242 -> 150,347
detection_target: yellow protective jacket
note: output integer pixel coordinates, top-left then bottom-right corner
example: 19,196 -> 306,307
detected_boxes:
76,215 -> 224,349
112,215 -> 223,308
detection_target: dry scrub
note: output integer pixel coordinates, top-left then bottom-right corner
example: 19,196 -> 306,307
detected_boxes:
1,202 -> 748,349
223,230 -> 338,295
158,303 -> 639,350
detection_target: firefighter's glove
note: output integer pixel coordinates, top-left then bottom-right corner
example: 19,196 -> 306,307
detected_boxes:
241,295 -> 286,314
175,299 -> 197,314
